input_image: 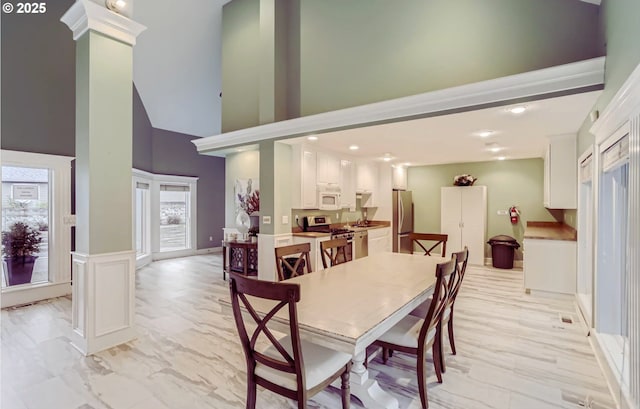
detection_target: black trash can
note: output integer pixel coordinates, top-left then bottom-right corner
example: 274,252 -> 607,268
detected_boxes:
487,235 -> 520,269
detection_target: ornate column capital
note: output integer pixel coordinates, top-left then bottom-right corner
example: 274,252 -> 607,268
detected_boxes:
61,0 -> 146,46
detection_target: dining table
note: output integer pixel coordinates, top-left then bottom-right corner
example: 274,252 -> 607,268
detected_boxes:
220,251 -> 444,409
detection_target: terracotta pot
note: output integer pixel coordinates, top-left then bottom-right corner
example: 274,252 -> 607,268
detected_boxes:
4,256 -> 38,286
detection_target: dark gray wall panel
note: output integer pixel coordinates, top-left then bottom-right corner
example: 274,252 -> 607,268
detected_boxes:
151,128 -> 226,249
133,85 -> 153,172
1,0 -> 76,155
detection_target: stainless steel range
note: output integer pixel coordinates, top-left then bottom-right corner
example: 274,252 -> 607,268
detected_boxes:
303,216 -> 354,261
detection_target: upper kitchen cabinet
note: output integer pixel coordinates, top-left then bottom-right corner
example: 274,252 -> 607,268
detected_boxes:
392,166 -> 407,190
357,161 -> 379,207
291,145 -> 317,209
340,159 -> 356,210
316,151 -> 340,185
544,134 -> 577,209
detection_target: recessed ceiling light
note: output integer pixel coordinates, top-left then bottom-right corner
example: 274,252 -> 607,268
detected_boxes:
489,147 -> 502,153
476,130 -> 494,138
236,148 -> 244,152
404,162 -> 411,166
383,157 -> 392,162
507,105 -> 527,114
307,136 -> 318,141
349,145 -> 359,150
496,156 -> 506,161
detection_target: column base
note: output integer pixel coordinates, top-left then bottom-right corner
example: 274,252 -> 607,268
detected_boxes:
71,250 -> 136,356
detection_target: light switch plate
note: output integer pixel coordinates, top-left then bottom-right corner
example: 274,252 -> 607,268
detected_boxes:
282,215 -> 289,224
263,216 -> 271,224
497,210 -> 508,215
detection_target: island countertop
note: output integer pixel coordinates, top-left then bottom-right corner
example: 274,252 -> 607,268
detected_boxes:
524,221 -> 577,241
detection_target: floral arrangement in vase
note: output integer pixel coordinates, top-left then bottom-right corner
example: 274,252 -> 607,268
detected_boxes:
453,174 -> 477,186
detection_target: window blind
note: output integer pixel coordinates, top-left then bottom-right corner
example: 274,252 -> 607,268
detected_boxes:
160,184 -> 190,192
579,154 -> 593,183
602,134 -> 629,172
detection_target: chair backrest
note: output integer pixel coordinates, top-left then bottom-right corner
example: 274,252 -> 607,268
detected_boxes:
275,243 -> 312,281
320,238 -> 349,269
229,273 -> 306,390
409,233 -> 448,257
447,247 -> 469,308
418,257 -> 456,345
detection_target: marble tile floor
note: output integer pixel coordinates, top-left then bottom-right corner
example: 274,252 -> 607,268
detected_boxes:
0,254 -> 617,409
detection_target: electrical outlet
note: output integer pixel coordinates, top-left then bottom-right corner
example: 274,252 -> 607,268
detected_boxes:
263,216 -> 271,224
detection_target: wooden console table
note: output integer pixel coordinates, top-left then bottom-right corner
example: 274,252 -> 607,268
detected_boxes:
222,240 -> 258,280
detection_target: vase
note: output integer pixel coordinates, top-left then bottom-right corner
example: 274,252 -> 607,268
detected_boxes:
235,211 -> 251,237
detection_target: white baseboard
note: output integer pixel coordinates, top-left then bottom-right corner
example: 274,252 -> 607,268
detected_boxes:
484,257 -> 523,269
589,332 -> 633,409
196,247 -> 222,255
152,249 -> 196,261
1,282 -> 72,308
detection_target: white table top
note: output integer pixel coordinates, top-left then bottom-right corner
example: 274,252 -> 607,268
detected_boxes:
222,252 -> 444,355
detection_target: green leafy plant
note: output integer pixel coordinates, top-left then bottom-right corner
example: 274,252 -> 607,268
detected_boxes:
1,222 -> 42,259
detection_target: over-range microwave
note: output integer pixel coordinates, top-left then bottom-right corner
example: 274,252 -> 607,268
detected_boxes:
317,183 -> 341,210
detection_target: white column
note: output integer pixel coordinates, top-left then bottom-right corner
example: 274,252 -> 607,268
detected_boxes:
61,0 -> 146,356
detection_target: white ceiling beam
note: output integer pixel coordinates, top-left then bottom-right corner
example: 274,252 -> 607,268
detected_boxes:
193,57 -> 605,155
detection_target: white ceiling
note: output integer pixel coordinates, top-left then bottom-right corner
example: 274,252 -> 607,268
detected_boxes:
281,90 -> 601,166
133,0 -> 227,137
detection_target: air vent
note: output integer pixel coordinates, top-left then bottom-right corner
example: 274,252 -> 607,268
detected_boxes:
560,315 -> 573,324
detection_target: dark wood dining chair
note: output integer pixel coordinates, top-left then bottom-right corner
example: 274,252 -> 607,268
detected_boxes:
409,233 -> 448,257
320,238 -> 349,269
439,247 -> 469,368
409,248 -> 469,377
373,257 -> 456,409
275,243 -> 312,281
229,273 -> 352,409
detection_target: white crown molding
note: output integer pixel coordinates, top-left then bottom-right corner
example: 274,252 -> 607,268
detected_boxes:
193,57 -> 605,154
61,0 -> 146,46
591,61 -> 640,142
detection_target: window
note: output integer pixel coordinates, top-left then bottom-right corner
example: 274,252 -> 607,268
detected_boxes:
1,166 -> 50,287
596,131 -> 630,388
159,184 -> 191,252
132,170 -> 197,263
0,150 -> 72,308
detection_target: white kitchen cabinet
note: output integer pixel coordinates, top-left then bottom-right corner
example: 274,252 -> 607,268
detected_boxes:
523,238 -> 576,294
368,227 -> 391,254
340,159 -> 356,210
316,151 -> 340,185
292,235 -> 332,272
440,186 -> 487,265
544,134 -> 577,209
392,166 -> 407,190
356,161 -> 378,207
291,145 -> 317,209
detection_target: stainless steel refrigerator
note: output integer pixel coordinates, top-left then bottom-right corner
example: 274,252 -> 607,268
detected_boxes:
392,190 -> 413,253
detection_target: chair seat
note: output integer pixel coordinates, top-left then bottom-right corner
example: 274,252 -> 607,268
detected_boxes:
377,315 -> 437,349
409,297 -> 451,323
255,335 -> 352,391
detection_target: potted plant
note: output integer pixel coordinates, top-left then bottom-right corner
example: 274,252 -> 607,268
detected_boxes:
1,222 -> 42,286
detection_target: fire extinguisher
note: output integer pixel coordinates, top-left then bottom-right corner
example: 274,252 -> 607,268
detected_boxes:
509,206 -> 520,224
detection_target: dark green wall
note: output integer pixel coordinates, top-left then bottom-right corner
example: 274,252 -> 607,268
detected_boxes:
221,0 -> 261,132
409,158 -> 562,260
222,0 -> 603,132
